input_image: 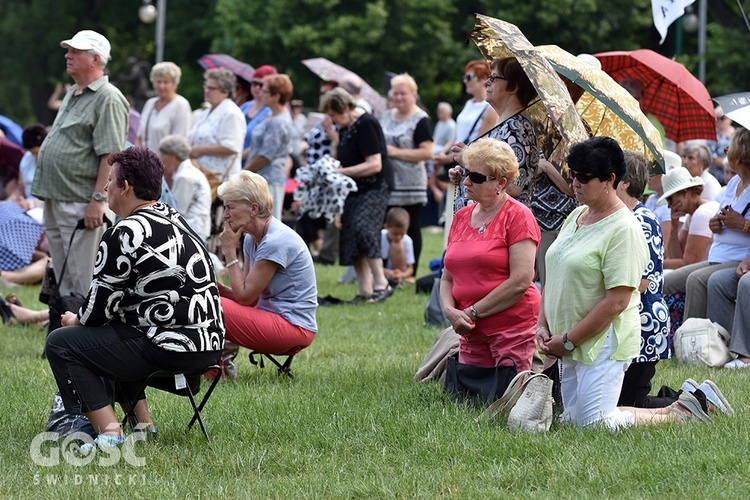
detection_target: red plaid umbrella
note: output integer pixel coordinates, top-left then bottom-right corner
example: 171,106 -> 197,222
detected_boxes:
301,58 -> 387,117
595,49 -> 715,143
198,54 -> 255,83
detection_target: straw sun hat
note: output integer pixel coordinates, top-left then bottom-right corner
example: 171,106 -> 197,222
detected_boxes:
657,166 -> 704,205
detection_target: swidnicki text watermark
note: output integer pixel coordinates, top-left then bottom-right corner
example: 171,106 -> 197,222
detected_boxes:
33,473 -> 147,486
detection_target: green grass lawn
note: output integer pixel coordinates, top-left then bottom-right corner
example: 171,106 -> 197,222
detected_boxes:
2,229 -> 750,498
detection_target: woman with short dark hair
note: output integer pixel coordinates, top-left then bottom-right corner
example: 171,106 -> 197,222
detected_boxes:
537,137 -> 651,428
45,146 -> 224,451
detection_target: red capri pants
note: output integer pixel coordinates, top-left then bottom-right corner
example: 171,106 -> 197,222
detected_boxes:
221,297 -> 315,355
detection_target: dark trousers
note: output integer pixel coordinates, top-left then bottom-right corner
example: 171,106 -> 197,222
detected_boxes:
618,361 -> 657,407
46,322 -> 220,414
618,360 -> 702,409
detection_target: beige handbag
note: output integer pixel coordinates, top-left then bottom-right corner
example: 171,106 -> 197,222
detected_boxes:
477,370 -> 553,432
507,374 -> 553,432
673,318 -> 732,368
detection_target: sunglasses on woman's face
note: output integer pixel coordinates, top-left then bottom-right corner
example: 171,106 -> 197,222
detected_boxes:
462,167 -> 497,184
570,171 -> 598,184
462,73 -> 476,83
251,81 -> 263,87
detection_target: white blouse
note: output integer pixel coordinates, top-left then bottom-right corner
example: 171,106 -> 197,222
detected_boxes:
187,98 -> 245,178
137,95 -> 192,150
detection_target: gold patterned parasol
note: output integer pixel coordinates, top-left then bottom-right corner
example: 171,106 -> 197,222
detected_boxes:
538,45 -> 665,173
468,15 -> 589,159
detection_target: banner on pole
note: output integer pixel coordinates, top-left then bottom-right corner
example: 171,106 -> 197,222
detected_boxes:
652,0 -> 696,44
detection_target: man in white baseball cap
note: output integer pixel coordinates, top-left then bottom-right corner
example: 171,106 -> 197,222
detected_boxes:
60,30 -> 111,63
32,29 -> 128,301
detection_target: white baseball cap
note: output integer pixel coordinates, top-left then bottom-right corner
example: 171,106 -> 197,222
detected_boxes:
60,30 -> 111,62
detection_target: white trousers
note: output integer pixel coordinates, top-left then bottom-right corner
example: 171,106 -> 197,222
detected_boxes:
560,327 -> 634,429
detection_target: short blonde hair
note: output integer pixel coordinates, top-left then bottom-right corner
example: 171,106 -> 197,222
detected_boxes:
390,73 -> 418,95
462,137 -> 519,182
218,171 -> 273,217
151,61 -> 182,85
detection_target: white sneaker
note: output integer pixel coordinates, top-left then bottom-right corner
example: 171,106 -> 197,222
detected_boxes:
79,433 -> 127,453
680,378 -> 699,393
699,380 -> 735,417
724,358 -> 750,369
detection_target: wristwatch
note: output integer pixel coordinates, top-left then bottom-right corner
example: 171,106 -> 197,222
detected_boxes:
469,305 -> 479,320
91,192 -> 107,202
562,333 -> 576,352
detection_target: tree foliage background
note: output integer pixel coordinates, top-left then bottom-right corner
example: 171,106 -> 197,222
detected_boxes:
1,0 -> 749,128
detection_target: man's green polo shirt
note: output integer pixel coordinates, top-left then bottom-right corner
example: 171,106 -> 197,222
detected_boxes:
33,75 -> 128,202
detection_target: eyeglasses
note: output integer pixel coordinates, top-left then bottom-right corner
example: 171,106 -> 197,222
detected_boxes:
724,146 -> 730,154
462,167 -> 497,184
570,171 -> 599,184
203,85 -> 219,91
462,74 -> 476,83
261,88 -> 271,94
486,74 -> 507,84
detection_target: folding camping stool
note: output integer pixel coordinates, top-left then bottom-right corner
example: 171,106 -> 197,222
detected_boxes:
248,347 -> 302,379
121,364 -> 223,445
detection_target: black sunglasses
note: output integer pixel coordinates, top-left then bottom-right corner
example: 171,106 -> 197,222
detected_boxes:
251,81 -> 263,87
570,171 -> 599,184
486,74 -> 507,84
462,167 -> 497,184
462,74 -> 476,83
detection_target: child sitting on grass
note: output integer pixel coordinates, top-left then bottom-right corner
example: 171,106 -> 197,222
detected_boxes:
381,207 -> 415,287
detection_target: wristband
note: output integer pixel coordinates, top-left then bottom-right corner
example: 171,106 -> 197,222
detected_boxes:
743,220 -> 750,233
225,259 -> 240,269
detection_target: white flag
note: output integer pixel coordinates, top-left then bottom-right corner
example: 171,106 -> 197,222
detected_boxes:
652,0 -> 696,44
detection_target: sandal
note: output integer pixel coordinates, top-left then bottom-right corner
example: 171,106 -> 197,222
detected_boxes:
347,294 -> 372,304
0,295 -> 17,325
5,294 -> 22,307
369,285 -> 394,303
